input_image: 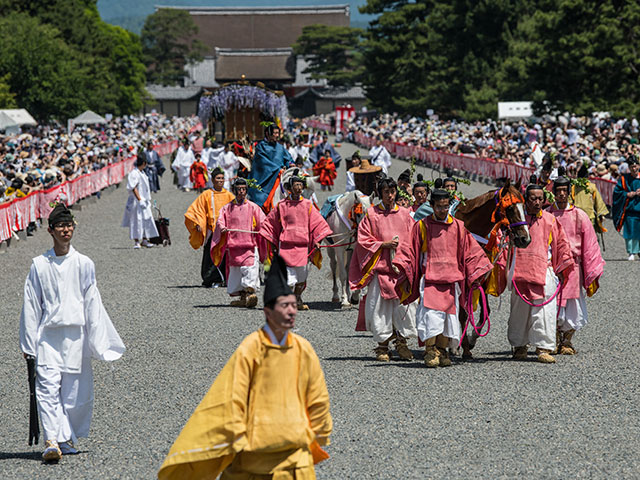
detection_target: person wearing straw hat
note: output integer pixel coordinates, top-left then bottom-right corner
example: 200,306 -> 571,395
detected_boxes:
157,254 -> 332,480
20,203 -> 125,462
547,176 -> 605,355
348,157 -> 382,197
508,184 -> 573,364
210,178 -> 266,308
393,189 -> 493,367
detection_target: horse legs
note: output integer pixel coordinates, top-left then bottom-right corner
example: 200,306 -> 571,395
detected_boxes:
337,247 -> 352,308
461,292 -> 491,359
329,249 -> 340,303
345,248 -> 360,305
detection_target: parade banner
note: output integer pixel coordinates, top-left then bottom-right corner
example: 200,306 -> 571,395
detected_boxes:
0,140 -> 178,243
353,132 -> 616,205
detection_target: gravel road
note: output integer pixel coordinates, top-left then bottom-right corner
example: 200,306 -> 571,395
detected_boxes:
0,141 -> 638,479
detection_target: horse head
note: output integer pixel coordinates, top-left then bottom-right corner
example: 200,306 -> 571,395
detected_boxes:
497,179 -> 531,248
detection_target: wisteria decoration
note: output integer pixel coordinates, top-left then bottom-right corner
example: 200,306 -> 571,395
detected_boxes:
199,85 -> 289,124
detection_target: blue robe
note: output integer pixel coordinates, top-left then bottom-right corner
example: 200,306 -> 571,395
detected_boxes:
311,142 -> 342,169
249,139 -> 294,208
144,149 -> 166,193
612,173 -> 640,240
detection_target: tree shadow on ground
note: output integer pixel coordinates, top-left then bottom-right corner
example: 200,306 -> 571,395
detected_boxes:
0,450 -> 42,461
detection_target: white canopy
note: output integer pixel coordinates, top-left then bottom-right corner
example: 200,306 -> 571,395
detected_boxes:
72,110 -> 107,125
0,109 -> 37,129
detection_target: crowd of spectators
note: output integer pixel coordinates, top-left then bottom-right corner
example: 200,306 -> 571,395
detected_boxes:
0,114 -> 200,204
317,111 -> 640,181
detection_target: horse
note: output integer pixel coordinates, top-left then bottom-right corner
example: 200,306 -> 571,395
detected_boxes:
323,191 -> 373,307
454,179 -> 531,357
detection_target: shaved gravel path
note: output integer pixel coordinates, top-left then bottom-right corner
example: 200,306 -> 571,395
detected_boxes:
0,141 -> 638,480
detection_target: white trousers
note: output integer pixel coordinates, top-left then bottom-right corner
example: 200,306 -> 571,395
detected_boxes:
227,249 -> 260,295
508,267 -> 558,350
36,357 -> 94,443
365,275 -> 417,343
287,265 -> 308,287
415,278 -> 461,349
177,168 -> 193,189
558,290 -> 588,331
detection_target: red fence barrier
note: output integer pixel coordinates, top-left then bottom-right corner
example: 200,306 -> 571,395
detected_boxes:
0,140 -> 179,243
353,132 -> 616,205
306,119 -> 332,133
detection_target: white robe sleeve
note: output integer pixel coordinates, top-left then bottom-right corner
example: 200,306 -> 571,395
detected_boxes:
82,262 -> 126,362
19,264 -> 42,357
127,170 -> 140,192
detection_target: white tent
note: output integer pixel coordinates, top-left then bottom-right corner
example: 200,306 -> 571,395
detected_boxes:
0,109 -> 37,130
72,110 -> 107,125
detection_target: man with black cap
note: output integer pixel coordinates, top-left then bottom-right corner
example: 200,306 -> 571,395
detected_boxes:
547,176 -> 605,355
143,140 -> 165,193
394,189 -> 493,367
508,183 -> 573,364
158,254 -> 333,480
20,203 -> 125,462
122,154 -> 158,249
260,174 -> 332,310
210,177 -> 266,308
612,155 -> 640,260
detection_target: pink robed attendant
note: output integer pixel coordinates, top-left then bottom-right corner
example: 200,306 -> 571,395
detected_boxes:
510,210 -> 574,301
348,204 -> 414,299
546,203 -> 604,304
394,214 -> 493,312
211,198 -> 267,268
260,197 -> 332,268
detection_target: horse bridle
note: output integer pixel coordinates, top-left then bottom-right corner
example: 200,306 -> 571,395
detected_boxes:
491,188 -> 527,231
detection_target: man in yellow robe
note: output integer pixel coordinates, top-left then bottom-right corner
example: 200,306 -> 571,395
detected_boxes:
158,254 -> 333,480
185,167 -> 235,286
569,164 -> 609,233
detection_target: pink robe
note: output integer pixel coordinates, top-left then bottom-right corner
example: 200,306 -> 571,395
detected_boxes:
349,204 -> 414,300
512,210 -> 574,300
211,199 -> 266,267
546,204 -> 605,305
393,215 -> 493,313
259,197 -> 332,267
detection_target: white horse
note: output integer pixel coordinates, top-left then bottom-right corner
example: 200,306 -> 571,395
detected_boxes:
272,167 -> 320,207
324,191 -> 372,308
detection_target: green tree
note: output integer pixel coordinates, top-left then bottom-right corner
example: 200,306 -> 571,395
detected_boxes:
0,13 -> 88,121
0,74 -> 17,109
293,24 -> 364,87
0,0 -> 148,117
498,0 -> 640,117
141,8 -> 206,85
360,0 -> 527,119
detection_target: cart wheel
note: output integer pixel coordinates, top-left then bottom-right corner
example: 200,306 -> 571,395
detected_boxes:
163,239 -> 169,247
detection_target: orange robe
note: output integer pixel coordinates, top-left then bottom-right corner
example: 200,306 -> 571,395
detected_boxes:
184,188 -> 235,249
312,156 -> 337,187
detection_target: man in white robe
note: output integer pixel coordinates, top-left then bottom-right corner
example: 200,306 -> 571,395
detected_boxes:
201,139 -> 224,188
369,137 -> 392,175
20,203 -> 125,462
220,143 -> 240,190
122,155 -> 158,248
171,139 -> 196,191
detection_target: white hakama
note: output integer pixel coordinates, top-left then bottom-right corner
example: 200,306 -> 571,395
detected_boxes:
557,290 -> 588,331
415,278 -> 461,349
20,247 -> 125,444
287,265 -> 309,287
227,248 -> 260,295
122,168 -> 158,240
365,275 -> 417,343
508,267 -> 558,350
